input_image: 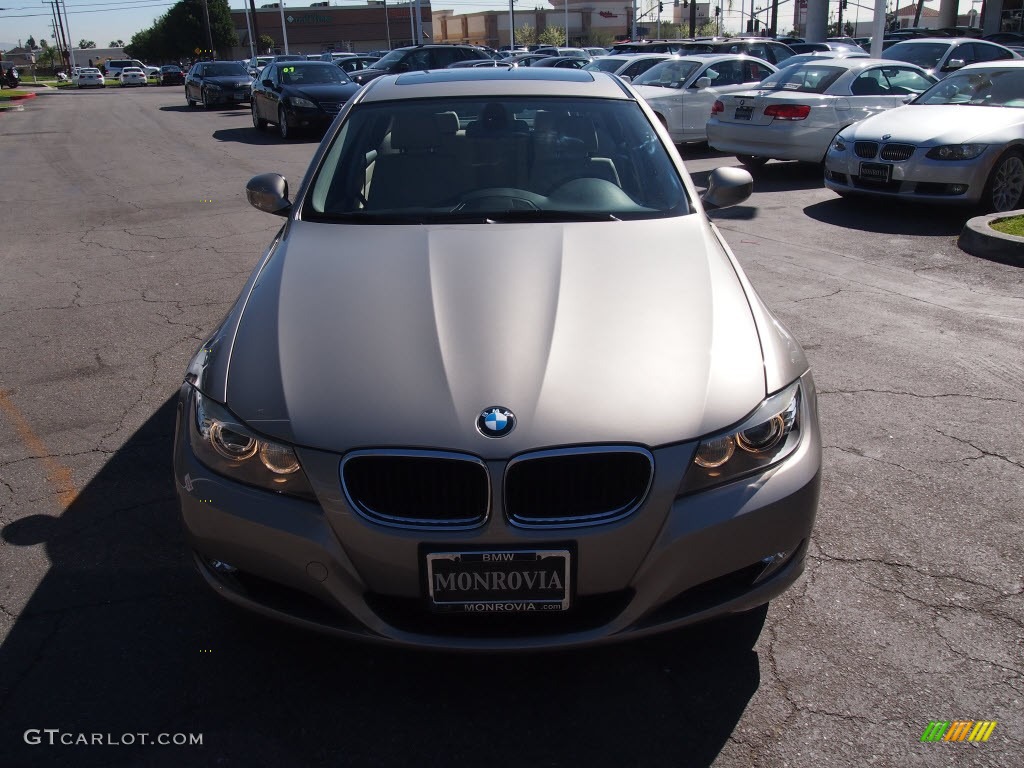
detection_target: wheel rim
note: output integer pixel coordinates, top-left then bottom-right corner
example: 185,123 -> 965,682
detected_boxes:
252,102 -> 259,127
279,109 -> 288,138
991,155 -> 1024,212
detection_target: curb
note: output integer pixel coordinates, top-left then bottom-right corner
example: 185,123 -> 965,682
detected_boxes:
958,211 -> 1024,268
0,91 -> 37,102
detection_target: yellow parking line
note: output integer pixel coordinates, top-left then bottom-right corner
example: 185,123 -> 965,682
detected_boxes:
0,390 -> 78,508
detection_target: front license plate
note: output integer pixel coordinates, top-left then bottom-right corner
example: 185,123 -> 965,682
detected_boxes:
859,162 -> 892,182
426,550 -> 571,613
734,105 -> 753,121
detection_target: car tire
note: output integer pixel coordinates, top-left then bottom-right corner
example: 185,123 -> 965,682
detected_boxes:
202,88 -> 213,110
186,90 -> 195,107
735,155 -> 769,167
252,101 -> 266,130
278,106 -> 292,140
983,148 -> 1024,213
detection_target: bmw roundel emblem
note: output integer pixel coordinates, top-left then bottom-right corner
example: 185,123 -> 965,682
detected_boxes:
477,406 -> 516,438
881,134 -> 892,141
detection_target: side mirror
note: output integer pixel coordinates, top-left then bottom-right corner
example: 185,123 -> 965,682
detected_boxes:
701,166 -> 753,210
262,79 -> 273,88
943,58 -> 965,71
902,94 -> 915,104
695,76 -> 712,89
393,62 -> 410,73
246,173 -> 291,216
618,74 -> 632,83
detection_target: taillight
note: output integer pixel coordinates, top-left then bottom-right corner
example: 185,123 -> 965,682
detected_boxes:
711,100 -> 725,115
764,104 -> 811,121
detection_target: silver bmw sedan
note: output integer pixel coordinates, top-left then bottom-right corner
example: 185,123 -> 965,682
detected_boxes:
173,69 -> 822,650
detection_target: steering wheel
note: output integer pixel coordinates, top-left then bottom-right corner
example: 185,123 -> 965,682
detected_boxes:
454,188 -> 545,212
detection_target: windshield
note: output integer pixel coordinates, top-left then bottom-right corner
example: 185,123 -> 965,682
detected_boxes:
757,64 -> 845,93
632,60 -> 701,88
914,68 -> 1024,107
306,97 -> 689,223
281,64 -> 351,85
881,42 -> 949,69
161,66 -> 181,72
202,63 -> 248,77
371,50 -> 406,70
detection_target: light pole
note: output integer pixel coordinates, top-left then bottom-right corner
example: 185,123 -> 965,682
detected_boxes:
565,0 -> 569,46
509,0 -> 515,48
384,0 -> 392,48
58,0 -> 74,67
279,1 -> 290,54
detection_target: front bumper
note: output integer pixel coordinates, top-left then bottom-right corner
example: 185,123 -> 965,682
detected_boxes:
824,144 -> 997,204
174,378 -> 821,650
204,88 -> 251,105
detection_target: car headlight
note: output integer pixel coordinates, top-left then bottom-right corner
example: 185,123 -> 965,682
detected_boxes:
925,144 -> 987,161
188,388 -> 315,500
832,136 -> 847,152
290,97 -> 317,109
678,381 -> 802,495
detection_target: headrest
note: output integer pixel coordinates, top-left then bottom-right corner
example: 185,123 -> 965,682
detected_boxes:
390,112 -> 442,151
558,116 -> 598,153
434,111 -> 459,136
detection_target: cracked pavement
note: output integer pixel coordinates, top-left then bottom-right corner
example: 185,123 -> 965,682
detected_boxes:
0,88 -> 1021,768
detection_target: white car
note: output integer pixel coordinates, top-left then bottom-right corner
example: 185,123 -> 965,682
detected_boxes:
119,67 -> 147,87
75,67 -> 105,88
631,55 -> 778,144
707,58 -> 936,167
825,61 -> 1024,211
583,54 -> 677,83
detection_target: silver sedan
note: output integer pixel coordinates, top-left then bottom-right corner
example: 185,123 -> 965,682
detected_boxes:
173,69 -> 821,650
825,61 -> 1024,211
707,58 -> 935,166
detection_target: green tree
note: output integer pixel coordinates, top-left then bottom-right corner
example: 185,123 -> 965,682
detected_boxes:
124,0 -> 238,62
515,25 -> 536,46
586,29 -> 614,48
37,39 -> 59,70
26,35 -> 37,49
258,34 -> 275,53
109,39 -> 125,48
78,40 -> 96,49
538,25 -> 565,46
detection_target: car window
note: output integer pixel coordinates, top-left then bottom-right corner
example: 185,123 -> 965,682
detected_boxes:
915,68 -> 1024,107
700,59 -> 745,86
883,42 -> 950,69
202,63 -> 247,77
744,44 -> 770,62
264,65 -> 278,86
306,97 -> 690,222
280,64 -> 349,85
769,43 -> 794,62
405,49 -> 431,69
632,59 -> 701,88
745,60 -> 774,81
972,42 -> 1014,63
584,58 -> 626,73
876,66 -> 934,94
757,64 -> 845,93
431,48 -> 462,68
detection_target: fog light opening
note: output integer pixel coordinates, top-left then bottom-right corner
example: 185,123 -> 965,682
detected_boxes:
754,551 -> 789,583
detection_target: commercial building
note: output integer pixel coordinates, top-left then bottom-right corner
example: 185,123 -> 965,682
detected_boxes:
228,2 -> 433,59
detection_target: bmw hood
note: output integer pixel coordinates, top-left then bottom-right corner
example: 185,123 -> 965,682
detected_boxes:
843,104 -> 1024,144
223,218 -> 767,456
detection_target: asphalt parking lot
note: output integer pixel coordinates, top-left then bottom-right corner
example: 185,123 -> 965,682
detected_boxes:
0,85 -> 1021,768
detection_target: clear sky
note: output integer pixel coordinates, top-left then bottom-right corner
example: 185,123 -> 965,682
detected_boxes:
1,0 -> 928,53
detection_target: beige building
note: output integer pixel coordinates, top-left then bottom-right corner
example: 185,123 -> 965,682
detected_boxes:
433,1 -> 663,48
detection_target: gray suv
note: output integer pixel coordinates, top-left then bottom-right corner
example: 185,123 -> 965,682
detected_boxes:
348,45 -> 491,85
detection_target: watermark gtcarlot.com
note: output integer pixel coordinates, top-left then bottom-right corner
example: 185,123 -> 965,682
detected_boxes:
24,729 -> 203,747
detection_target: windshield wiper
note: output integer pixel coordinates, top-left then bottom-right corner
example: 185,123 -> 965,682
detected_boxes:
481,210 -> 622,223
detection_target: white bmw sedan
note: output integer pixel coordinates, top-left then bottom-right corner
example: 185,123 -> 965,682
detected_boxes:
707,58 -> 936,167
118,67 -> 147,87
825,61 -> 1024,211
632,55 -> 778,144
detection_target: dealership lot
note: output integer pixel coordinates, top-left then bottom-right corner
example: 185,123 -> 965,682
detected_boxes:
0,87 -> 1021,767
